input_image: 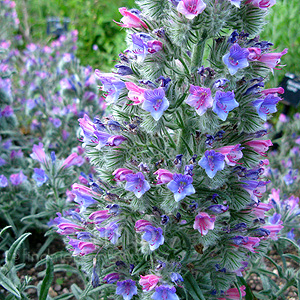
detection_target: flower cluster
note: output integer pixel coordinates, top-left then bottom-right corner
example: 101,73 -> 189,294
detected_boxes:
49,0 -> 289,299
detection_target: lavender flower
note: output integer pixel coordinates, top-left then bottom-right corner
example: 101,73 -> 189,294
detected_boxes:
32,168 -> 49,187
0,175 -> 8,187
213,90 -> 239,121
142,225 -> 165,250
10,170 -> 27,185
167,173 -> 196,202
199,150 -> 225,178
177,0 -> 206,19
142,87 -> 169,121
98,222 -> 121,244
152,285 -> 179,300
185,85 -> 213,116
125,172 -> 150,198
252,94 -> 281,121
223,44 -> 250,75
116,280 -> 138,300
95,70 -> 125,104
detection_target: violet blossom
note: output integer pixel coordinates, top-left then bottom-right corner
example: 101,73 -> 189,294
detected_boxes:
142,87 -> 169,121
124,172 -> 151,198
199,150 -> 225,178
185,85 -> 213,116
167,173 -> 195,202
213,90 -> 239,121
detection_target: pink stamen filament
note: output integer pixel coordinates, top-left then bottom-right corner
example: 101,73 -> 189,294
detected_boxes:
178,181 -> 187,193
153,99 -> 162,111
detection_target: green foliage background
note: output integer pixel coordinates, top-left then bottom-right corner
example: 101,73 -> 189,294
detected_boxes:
16,0 -> 134,71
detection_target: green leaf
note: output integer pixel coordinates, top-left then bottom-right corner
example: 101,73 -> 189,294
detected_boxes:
0,271 -> 21,298
131,258 -> 147,276
39,256 -> 54,300
0,226 -> 12,237
264,255 -> 284,278
237,276 -> 255,300
184,272 -> 206,300
5,233 -> 31,266
283,253 -> 300,264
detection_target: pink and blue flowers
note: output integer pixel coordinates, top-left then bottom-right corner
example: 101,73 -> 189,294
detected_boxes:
213,91 -> 239,121
223,44 -> 250,75
142,225 -> 165,251
185,85 -> 213,116
167,173 -> 195,202
142,88 -> 169,121
199,150 -> 225,178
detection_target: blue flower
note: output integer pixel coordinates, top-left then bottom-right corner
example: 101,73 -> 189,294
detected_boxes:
213,90 -> 239,121
116,280 -> 137,300
170,273 -> 184,285
199,150 -> 225,178
142,225 -> 165,251
287,228 -> 295,240
151,285 -> 179,300
95,70 -> 126,104
142,88 -> 169,121
167,174 -> 196,202
252,94 -> 280,121
0,174 -> 8,188
125,172 -> 150,198
32,168 -> 49,187
223,44 -> 249,75
98,222 -> 121,244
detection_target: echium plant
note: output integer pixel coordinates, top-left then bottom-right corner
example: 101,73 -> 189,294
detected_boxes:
50,0 -> 288,299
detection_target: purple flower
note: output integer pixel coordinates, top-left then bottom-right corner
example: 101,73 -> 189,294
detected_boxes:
185,85 -> 213,116
207,204 -> 229,214
142,88 -> 169,121
30,143 -> 47,164
152,285 -> 179,300
167,174 -> 196,202
199,150 -> 225,178
32,168 -> 49,187
177,0 -> 206,20
287,228 -> 295,240
252,94 -> 281,121
10,170 -> 27,185
142,225 -> 165,250
268,213 -> 282,225
213,90 -> 239,121
50,117 -> 62,128
223,44 -> 250,75
62,153 -> 85,169
0,174 -> 8,187
125,172 -> 151,198
241,180 -> 269,204
98,222 -> 121,244
103,273 -> 120,284
283,169 -> 297,185
95,70 -> 125,104
170,273 -> 184,285
0,157 -> 6,166
71,183 -> 99,212
116,280 -> 137,300
1,105 -> 14,117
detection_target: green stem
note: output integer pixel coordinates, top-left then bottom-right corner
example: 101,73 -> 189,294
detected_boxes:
190,30 -> 208,74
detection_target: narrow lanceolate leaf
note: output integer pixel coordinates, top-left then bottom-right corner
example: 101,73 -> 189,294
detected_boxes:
0,271 -> 21,298
184,272 -> 206,300
5,233 -> 31,266
0,226 -> 12,237
39,256 -> 54,300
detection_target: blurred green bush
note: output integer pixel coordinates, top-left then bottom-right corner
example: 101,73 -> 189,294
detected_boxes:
16,0 -> 135,71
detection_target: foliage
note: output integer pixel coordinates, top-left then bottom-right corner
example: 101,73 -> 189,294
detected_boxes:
16,0 -> 135,71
